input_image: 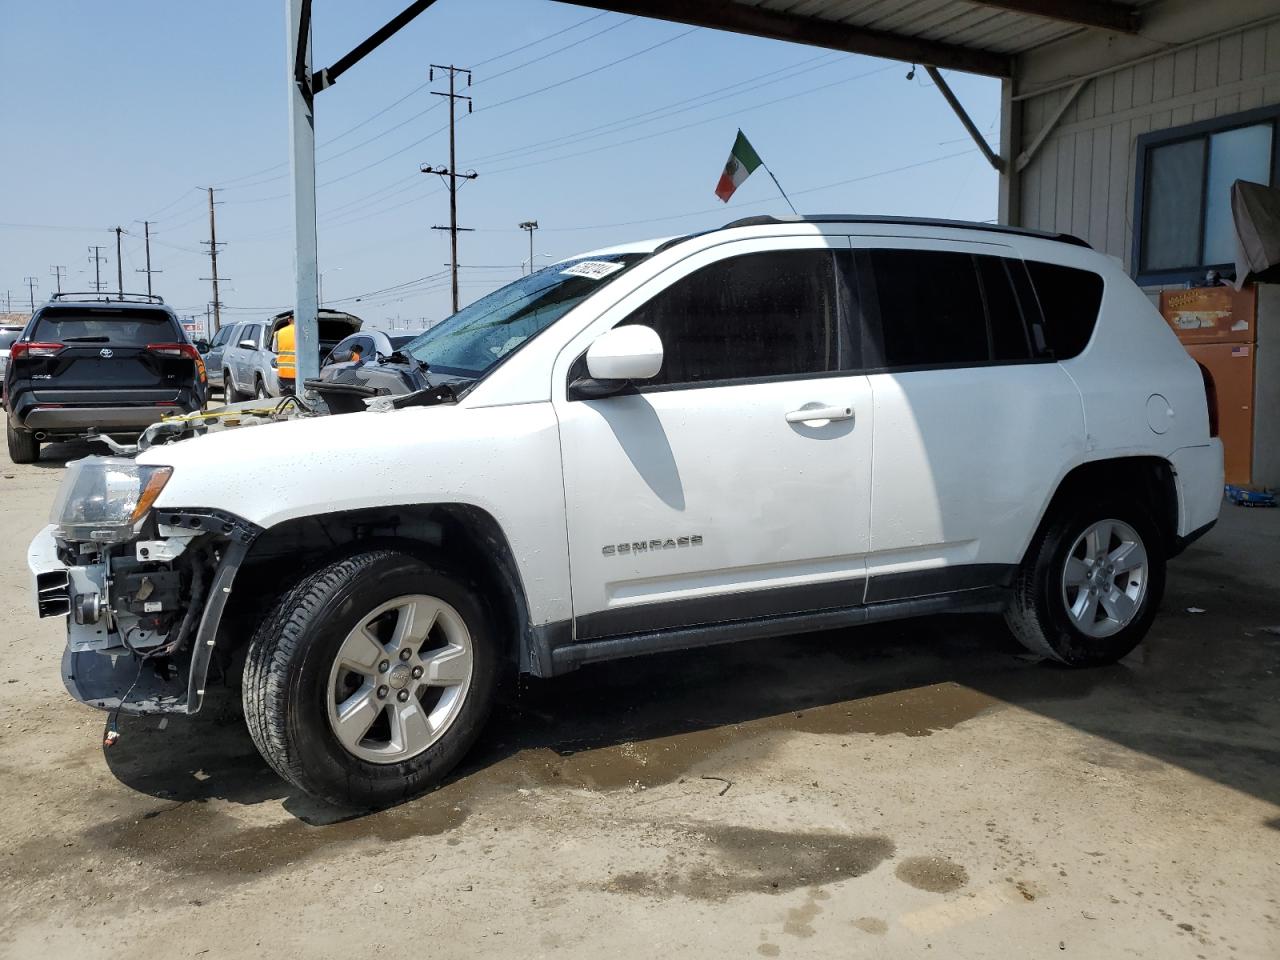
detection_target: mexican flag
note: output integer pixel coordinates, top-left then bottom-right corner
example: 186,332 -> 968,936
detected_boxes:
714,130 -> 763,202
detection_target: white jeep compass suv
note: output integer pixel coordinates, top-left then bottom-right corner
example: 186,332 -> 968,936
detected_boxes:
29,215 -> 1223,807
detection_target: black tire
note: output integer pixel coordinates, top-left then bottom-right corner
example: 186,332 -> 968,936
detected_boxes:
6,420 -> 39,464
242,549 -> 498,808
224,371 -> 243,403
254,377 -> 269,400
1006,499 -> 1165,667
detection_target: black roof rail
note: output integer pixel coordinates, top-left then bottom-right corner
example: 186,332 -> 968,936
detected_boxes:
48,291 -> 166,305
716,214 -> 1092,248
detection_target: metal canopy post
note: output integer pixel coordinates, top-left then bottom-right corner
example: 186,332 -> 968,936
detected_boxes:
286,0 -> 320,388
285,0 -> 441,391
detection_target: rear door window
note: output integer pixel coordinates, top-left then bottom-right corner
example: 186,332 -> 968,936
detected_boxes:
32,308 -> 178,346
0,329 -> 21,350
864,249 -> 1037,369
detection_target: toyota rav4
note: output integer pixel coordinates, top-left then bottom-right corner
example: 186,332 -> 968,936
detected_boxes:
27,216 -> 1223,807
5,293 -> 206,463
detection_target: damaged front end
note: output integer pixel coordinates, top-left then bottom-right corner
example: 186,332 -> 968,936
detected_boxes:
28,456 -> 260,716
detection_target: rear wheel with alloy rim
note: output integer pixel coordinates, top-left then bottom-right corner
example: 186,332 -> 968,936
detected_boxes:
1006,501 -> 1165,666
243,549 -> 497,807
255,378 -> 270,400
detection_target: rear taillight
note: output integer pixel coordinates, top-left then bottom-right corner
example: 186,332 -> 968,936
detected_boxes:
1198,363 -> 1219,437
10,342 -> 65,360
148,342 -> 207,383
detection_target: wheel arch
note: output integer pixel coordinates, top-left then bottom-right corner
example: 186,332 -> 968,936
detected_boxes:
1020,455 -> 1179,566
219,502 -> 537,679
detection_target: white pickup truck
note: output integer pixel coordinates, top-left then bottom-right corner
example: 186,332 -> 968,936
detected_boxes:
29,215 -> 1222,807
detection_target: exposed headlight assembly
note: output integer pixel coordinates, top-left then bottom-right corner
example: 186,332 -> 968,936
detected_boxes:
50,457 -> 173,544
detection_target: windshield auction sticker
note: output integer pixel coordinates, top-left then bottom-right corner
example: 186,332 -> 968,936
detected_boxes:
561,261 -> 625,280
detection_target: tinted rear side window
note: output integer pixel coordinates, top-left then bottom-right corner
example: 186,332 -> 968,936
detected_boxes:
977,257 -> 1034,361
1024,261 -> 1104,359
621,249 -> 850,388
32,308 -> 177,346
0,329 -> 21,349
867,250 -> 1036,368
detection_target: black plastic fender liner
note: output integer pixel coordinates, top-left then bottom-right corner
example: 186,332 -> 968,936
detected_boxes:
185,539 -> 251,715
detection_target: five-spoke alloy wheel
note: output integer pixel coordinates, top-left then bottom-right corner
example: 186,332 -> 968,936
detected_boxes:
244,549 -> 497,808
327,595 -> 474,764
1007,500 -> 1165,666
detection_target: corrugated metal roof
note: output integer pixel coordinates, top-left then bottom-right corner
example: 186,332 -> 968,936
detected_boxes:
740,0 -> 1146,55
564,1 -> 1154,76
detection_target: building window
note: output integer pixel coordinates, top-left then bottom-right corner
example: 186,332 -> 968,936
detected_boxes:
1134,105 -> 1280,285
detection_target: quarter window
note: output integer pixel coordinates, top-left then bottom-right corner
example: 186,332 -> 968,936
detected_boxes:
1024,261 -> 1104,360
866,250 -> 1035,369
620,249 -> 850,388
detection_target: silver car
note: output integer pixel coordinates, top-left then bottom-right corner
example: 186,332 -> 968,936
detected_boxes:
222,310 -> 363,401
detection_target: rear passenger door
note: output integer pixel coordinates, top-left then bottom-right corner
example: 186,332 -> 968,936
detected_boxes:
853,239 -> 1086,601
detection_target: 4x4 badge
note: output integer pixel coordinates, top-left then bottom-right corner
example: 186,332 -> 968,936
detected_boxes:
99,348 -> 114,358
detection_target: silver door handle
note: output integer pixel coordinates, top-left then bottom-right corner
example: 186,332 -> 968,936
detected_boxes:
785,405 -> 854,424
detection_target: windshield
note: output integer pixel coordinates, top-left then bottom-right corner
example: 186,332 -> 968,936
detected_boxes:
401,253 -> 647,378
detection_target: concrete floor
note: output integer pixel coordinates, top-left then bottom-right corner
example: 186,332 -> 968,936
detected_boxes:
0,441 -> 1277,959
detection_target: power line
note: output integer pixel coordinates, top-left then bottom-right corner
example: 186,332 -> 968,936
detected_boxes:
481,26 -> 697,115
479,17 -> 634,85
215,10 -> 616,189
480,63 -> 895,179
466,52 -> 838,166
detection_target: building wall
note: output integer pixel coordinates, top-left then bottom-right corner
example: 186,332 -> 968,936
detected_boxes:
1015,19 -> 1280,270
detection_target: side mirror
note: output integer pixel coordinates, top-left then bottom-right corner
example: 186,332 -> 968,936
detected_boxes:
570,325 -> 663,400
238,339 -> 257,351
586,325 -> 663,380
328,347 -> 353,364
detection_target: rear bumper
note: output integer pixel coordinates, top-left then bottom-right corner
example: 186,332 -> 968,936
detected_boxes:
1170,440 -> 1224,538
21,405 -> 188,433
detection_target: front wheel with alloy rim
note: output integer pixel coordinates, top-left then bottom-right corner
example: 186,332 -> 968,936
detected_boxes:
243,550 -> 498,807
1006,501 -> 1166,666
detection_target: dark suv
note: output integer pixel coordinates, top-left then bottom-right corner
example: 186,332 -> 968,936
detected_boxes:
4,293 -> 206,463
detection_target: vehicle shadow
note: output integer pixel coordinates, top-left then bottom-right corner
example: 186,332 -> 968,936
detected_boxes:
102,536 -> 1280,825
30,438 -> 107,467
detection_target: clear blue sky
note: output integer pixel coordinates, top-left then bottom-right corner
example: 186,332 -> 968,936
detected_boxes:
0,0 -> 999,332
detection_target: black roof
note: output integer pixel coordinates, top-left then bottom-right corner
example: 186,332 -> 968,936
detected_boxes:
721,214 -> 1091,248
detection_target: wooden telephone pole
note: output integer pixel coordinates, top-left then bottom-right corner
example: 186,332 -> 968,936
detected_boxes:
421,64 -> 477,314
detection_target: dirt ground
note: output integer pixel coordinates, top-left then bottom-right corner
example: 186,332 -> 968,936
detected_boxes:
1,441 -> 1277,959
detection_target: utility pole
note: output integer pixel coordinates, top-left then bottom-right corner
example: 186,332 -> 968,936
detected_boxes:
422,64 -> 477,314
200,187 -> 225,331
136,220 -> 161,296
23,277 -> 38,311
3,291 -> 11,313
115,226 -> 125,297
88,245 -> 107,292
49,264 -> 66,295
519,220 -> 538,275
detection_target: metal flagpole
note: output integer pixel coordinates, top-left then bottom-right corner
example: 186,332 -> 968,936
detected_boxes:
762,164 -> 798,215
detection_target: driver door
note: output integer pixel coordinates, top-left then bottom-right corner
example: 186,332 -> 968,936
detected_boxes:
552,236 -> 874,642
